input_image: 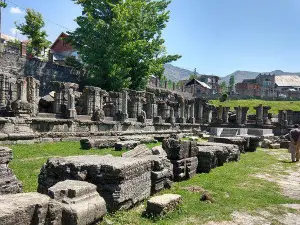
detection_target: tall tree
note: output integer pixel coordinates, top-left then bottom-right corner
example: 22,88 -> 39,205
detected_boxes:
189,68 -> 198,80
220,81 -> 227,93
229,75 -> 235,88
15,9 -> 50,56
68,0 -> 181,91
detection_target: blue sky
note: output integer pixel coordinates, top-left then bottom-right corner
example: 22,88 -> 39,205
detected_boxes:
2,0 -> 300,77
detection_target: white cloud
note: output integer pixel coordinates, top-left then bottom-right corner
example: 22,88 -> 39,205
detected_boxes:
10,7 -> 24,14
10,28 -> 19,36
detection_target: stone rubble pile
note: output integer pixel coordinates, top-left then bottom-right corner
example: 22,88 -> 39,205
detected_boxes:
37,155 -> 152,212
0,147 -> 22,194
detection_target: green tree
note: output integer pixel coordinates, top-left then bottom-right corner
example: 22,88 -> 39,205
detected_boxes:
229,75 -> 235,88
220,81 -> 227,93
65,56 -> 83,70
189,68 -> 198,80
68,0 -> 181,91
0,1 -> 7,8
15,9 -> 50,56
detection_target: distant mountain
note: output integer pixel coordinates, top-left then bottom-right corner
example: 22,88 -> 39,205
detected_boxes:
163,64 -> 300,85
221,70 -> 300,84
163,64 -> 197,82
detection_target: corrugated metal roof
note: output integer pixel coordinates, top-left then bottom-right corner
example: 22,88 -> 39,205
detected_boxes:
275,75 -> 300,87
185,78 -> 211,89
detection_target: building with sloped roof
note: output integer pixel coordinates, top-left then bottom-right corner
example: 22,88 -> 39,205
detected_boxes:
236,73 -> 300,98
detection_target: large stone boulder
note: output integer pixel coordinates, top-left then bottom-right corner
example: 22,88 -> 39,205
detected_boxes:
0,192 -> 50,225
38,155 -> 152,212
0,147 -> 22,194
48,180 -> 107,225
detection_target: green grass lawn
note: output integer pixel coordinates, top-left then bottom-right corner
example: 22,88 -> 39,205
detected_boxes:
209,99 -> 300,114
8,142 -> 300,224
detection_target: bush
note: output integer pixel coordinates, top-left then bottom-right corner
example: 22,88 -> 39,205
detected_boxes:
219,93 -> 228,102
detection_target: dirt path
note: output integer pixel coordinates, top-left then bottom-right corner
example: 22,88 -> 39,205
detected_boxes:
205,148 -> 300,225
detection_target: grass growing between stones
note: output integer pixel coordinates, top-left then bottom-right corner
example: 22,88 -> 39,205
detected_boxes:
9,141 -> 161,192
104,149 -> 300,225
8,142 -> 300,224
209,99 -> 300,114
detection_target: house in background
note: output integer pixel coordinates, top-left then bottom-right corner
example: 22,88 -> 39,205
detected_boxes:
236,73 -> 300,98
184,78 -> 212,95
183,75 -> 220,95
49,32 -> 78,65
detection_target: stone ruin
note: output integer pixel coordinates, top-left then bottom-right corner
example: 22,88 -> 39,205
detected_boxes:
0,147 -> 22,194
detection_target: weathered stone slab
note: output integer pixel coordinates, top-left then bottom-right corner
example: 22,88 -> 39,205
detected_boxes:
209,136 -> 247,153
146,194 -> 182,215
48,180 -> 107,225
196,142 -> 240,173
122,145 -> 173,194
270,143 -> 280,149
38,155 -> 152,212
115,140 -> 140,151
0,192 -> 50,225
80,137 -> 120,150
122,144 -> 151,157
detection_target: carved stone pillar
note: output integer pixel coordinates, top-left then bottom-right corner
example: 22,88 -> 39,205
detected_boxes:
178,99 -> 186,123
222,107 -> 230,124
198,101 -> 204,123
217,105 -> 223,124
241,107 -> 249,124
189,102 -> 195,124
83,86 -> 107,116
122,90 -> 128,120
67,89 -> 77,119
234,106 -> 242,125
263,106 -> 271,125
254,104 -> 263,126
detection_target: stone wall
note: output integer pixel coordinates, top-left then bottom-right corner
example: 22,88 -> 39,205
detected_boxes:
0,52 -> 84,96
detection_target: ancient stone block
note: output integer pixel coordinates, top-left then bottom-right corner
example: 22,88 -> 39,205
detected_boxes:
210,136 -> 247,153
151,146 -> 167,157
0,147 -> 22,194
122,145 -> 173,194
122,144 -> 152,157
115,140 -> 140,151
48,180 -> 107,225
146,194 -> 182,215
38,155 -> 152,212
0,193 -> 50,225
171,157 -> 198,181
162,138 -> 197,160
80,137 -> 120,150
196,142 -> 240,173
270,143 -> 280,149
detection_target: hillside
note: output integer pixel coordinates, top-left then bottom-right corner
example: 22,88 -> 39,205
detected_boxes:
221,70 -> 300,84
163,64 -> 196,82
